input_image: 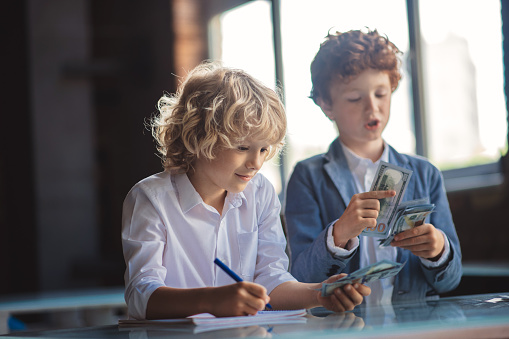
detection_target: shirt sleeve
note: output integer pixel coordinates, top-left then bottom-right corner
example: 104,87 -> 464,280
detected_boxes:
285,162 -> 356,282
122,184 -> 167,319
326,223 -> 359,257
419,229 -> 451,268
253,176 -> 296,294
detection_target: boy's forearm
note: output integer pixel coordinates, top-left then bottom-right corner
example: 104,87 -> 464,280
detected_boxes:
146,286 -> 212,319
269,281 -> 321,310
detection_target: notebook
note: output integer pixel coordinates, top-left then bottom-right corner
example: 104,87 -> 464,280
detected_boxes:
118,309 -> 308,330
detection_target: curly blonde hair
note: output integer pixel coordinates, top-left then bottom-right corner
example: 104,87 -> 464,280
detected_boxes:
151,61 -> 287,173
310,28 -> 402,105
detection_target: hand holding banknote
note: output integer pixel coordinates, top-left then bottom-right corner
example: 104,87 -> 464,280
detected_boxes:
319,260 -> 405,297
332,190 -> 396,248
362,161 -> 413,238
378,200 -> 432,243
317,273 -> 371,313
390,222 -> 446,261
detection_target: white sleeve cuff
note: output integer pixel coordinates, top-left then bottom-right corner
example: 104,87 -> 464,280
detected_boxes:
326,223 -> 359,257
126,281 -> 164,320
420,229 -> 451,268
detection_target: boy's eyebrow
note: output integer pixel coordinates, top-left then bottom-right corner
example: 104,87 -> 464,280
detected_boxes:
342,82 -> 391,92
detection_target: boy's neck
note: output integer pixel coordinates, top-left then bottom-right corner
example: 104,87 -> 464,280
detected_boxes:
342,139 -> 384,163
204,192 -> 227,215
186,171 -> 227,215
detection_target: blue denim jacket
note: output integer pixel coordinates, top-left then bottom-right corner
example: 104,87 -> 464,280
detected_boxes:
284,138 -> 462,302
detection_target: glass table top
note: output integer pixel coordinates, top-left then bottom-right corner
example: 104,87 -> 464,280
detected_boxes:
4,292 -> 509,338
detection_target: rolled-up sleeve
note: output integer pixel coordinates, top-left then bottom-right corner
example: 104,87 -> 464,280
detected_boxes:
122,185 -> 167,319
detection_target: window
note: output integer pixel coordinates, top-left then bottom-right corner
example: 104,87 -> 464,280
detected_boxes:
210,0 -> 507,194
209,1 -> 283,193
418,0 -> 506,170
279,0 -> 412,179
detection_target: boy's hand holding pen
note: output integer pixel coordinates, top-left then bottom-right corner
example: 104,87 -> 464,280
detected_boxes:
214,258 -> 272,314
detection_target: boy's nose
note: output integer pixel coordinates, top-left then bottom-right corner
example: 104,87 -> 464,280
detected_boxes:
247,153 -> 263,170
365,96 -> 377,112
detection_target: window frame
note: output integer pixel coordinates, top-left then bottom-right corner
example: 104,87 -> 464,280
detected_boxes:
405,0 -> 507,192
211,0 -> 508,195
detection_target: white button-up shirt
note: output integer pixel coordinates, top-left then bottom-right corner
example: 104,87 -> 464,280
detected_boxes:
122,171 -> 295,319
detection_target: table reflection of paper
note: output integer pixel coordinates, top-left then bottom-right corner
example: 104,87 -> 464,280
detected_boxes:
119,309 -> 308,332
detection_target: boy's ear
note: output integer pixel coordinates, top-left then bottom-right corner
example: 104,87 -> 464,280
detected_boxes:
316,97 -> 334,120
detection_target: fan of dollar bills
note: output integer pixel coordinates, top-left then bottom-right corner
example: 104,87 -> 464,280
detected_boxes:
319,260 -> 406,297
378,199 -> 435,247
361,161 -> 435,247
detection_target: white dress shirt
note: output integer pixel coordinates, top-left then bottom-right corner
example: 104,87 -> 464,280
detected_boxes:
122,171 -> 295,319
326,141 -> 451,306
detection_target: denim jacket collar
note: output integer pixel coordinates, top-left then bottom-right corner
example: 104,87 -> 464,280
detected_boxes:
322,137 -> 415,207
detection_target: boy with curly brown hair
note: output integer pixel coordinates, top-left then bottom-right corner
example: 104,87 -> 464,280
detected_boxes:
285,29 -> 462,305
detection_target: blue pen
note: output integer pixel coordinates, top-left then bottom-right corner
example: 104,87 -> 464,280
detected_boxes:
214,258 -> 272,309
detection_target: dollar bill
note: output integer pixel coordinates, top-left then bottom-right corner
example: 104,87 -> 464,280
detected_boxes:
378,202 -> 435,247
320,260 -> 406,297
362,161 -> 413,238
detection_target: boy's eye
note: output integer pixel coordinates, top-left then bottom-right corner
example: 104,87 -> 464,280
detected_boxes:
236,145 -> 270,153
347,97 -> 361,102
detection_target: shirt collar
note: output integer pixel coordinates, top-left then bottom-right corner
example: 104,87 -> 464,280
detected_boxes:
226,190 -> 245,209
174,173 -> 202,213
340,140 -> 390,169
174,172 -> 246,213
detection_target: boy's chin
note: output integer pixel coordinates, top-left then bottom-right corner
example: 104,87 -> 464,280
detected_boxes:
227,185 -> 248,194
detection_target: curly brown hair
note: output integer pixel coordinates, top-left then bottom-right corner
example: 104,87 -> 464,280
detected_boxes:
151,61 -> 287,173
310,28 -> 402,105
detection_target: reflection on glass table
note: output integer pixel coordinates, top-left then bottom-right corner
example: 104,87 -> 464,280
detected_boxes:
4,293 -> 509,339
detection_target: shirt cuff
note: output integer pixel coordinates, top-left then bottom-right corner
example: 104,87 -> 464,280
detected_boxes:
126,281 -> 164,320
326,223 -> 359,257
420,229 -> 451,268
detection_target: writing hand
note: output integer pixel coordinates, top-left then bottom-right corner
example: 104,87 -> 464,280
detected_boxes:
206,282 -> 270,317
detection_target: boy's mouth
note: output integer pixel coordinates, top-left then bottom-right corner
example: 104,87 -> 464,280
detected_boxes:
366,119 -> 380,130
236,173 -> 254,181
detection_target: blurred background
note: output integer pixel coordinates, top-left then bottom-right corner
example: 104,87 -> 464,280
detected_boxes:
1,0 -> 509,328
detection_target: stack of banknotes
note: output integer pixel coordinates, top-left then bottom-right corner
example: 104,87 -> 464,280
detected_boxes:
361,161 -> 435,247
378,199 -> 435,247
320,260 -> 406,297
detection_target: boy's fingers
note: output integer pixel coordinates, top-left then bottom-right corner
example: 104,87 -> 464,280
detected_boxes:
245,296 -> 266,312
359,190 -> 396,200
361,210 -> 379,219
325,273 -> 348,284
242,281 -> 268,298
241,282 -> 270,308
328,294 -> 346,313
373,190 -> 396,198
353,283 -> 371,296
241,303 -> 262,315
333,287 -> 355,311
393,224 -> 429,242
342,284 -> 364,305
